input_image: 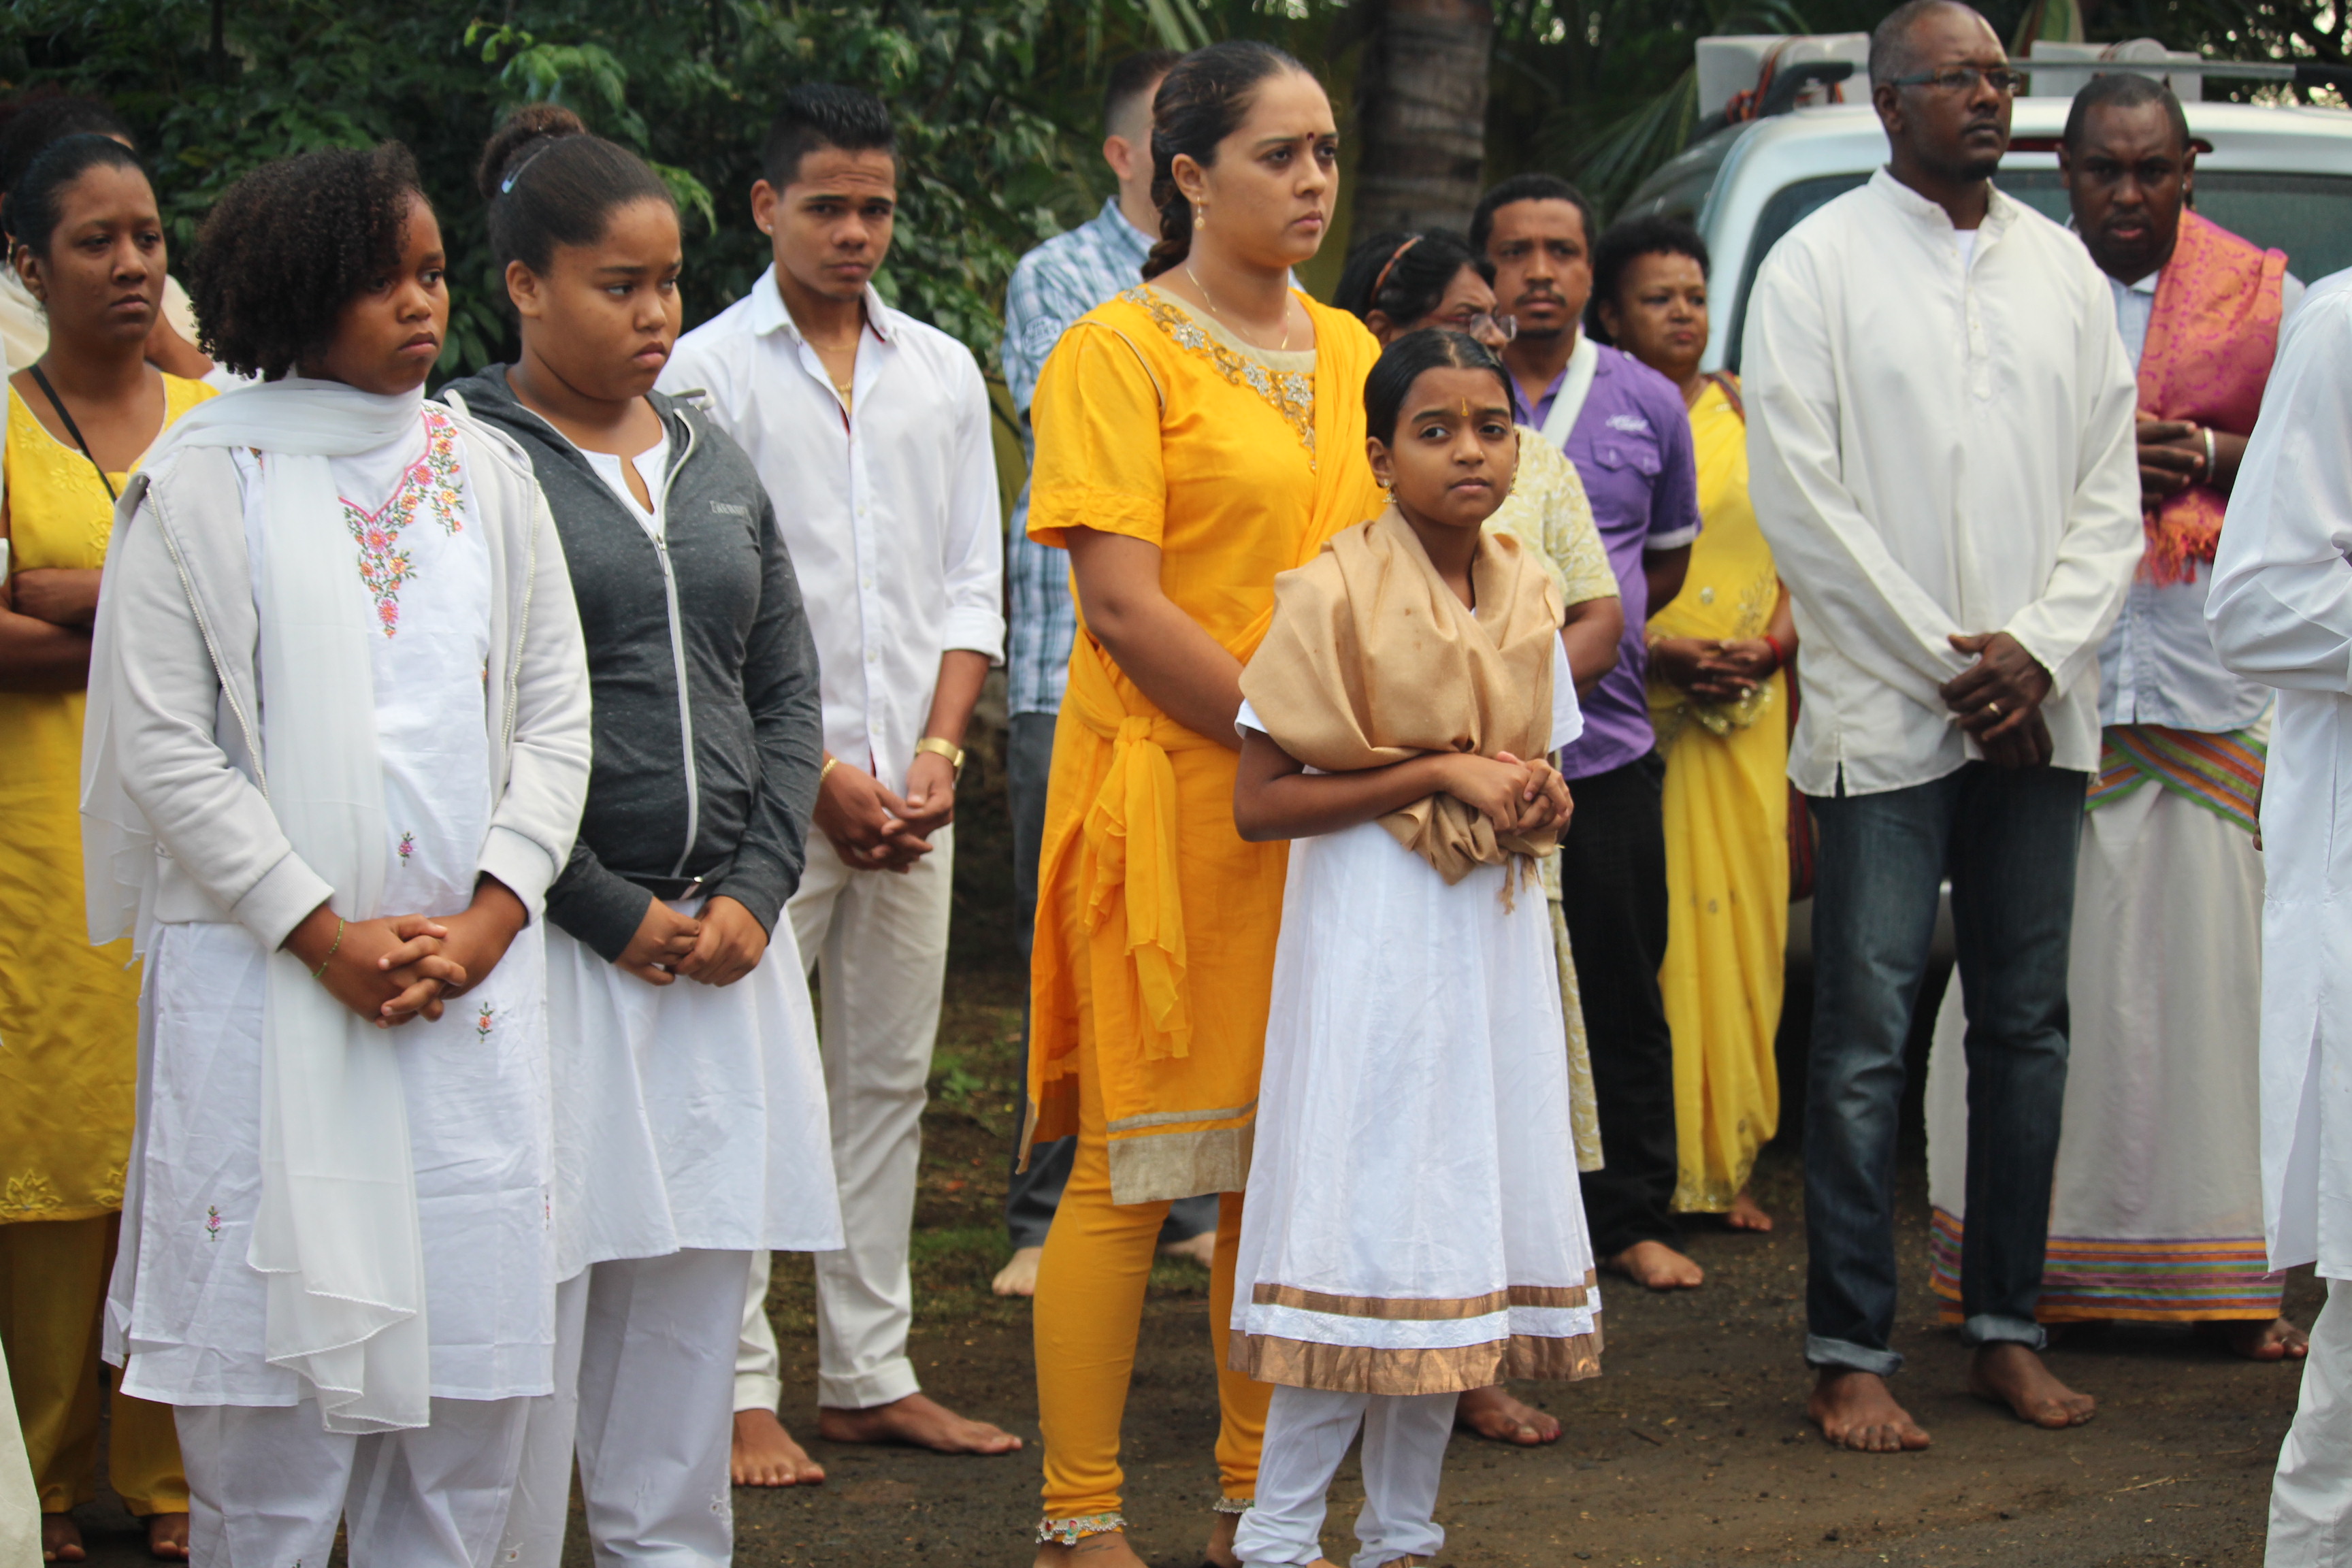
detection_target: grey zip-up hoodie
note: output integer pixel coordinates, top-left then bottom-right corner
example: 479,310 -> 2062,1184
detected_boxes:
445,367 -> 823,962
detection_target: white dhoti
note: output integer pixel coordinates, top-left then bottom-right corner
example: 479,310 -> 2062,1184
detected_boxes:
2271,1279 -> 2352,1565
178,1396 -> 530,1568
1925,777 -> 2275,1322
736,828 -> 952,1414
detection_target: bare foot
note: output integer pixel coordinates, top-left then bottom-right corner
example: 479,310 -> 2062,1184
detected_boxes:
1605,1239 -> 1704,1290
1158,1229 -> 1218,1268
1727,1188 -> 1774,1232
2204,1316 -> 2310,1362
144,1513 -> 189,1562
1807,1368 -> 1931,1453
818,1392 -> 1022,1454
994,1245 -> 1045,1297
1456,1384 -> 1561,1446
1966,1342 -> 2095,1428
1032,1529 -> 1152,1567
42,1514 -> 86,1564
732,1407 -> 826,1486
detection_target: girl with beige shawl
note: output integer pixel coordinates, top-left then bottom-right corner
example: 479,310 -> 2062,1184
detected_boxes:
1226,331 -> 1601,1568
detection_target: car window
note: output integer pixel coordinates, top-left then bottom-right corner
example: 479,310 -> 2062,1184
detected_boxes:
1724,168 -> 2352,371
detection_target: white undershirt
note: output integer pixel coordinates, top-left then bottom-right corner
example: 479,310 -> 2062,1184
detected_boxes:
1953,229 -> 1980,272
581,431 -> 671,541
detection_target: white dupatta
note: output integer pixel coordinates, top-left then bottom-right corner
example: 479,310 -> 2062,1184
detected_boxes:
84,378 -> 435,1432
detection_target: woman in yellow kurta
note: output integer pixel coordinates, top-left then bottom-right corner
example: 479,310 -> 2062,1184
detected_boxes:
1023,44 -> 1384,1568
0,133 -> 212,1562
1591,217 -> 1793,1232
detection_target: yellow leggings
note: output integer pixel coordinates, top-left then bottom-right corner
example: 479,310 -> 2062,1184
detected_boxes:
1033,1035 -> 1268,1526
0,1214 -> 186,1516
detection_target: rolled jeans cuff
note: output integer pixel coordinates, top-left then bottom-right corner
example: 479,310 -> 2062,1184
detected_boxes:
1958,1313 -> 2047,1352
1805,1334 -> 1904,1377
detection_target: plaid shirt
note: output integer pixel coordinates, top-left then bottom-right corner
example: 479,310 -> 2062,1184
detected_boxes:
1001,198 -> 1157,716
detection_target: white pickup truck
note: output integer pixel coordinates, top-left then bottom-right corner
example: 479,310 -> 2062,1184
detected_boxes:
1617,36 -> 2352,373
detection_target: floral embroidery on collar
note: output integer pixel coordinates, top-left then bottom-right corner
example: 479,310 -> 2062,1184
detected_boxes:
345,408 -> 466,638
1122,287 -> 1317,466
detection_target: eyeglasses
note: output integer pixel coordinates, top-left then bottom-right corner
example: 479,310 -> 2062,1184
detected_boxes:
1886,64 -> 2026,95
1437,311 -> 1518,343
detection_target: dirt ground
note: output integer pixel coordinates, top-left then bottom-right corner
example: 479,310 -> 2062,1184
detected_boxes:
65,730 -> 2317,1566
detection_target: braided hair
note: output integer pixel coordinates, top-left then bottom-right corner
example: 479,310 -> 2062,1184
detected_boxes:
1141,40 -> 1310,281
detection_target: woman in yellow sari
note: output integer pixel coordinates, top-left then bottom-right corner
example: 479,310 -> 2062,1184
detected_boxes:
1023,42 -> 1384,1568
1590,215 -> 1793,1234
1,133 -> 212,1563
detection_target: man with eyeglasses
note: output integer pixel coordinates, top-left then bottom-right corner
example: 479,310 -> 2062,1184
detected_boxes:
1743,0 -> 2142,1453
1469,174 -> 1708,1306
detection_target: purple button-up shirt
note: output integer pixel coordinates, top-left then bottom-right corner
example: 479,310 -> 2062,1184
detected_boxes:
1512,345 -> 1701,779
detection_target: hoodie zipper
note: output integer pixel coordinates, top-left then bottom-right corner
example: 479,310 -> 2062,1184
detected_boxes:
649,417 -> 702,877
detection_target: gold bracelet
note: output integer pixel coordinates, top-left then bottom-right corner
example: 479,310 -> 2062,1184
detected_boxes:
311,917 -> 344,981
820,755 -> 839,783
913,736 -> 966,781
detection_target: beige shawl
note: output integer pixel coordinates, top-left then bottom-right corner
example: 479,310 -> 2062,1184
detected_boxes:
1241,507 -> 1565,884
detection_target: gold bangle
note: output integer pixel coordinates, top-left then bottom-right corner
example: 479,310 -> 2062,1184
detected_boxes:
820,755 -> 839,783
914,736 -> 966,781
311,917 -> 344,981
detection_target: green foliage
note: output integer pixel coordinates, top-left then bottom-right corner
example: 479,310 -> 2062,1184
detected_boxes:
1,0 -> 1083,374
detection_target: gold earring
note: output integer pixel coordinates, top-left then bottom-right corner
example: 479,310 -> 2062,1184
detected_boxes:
1194,203 -> 1207,229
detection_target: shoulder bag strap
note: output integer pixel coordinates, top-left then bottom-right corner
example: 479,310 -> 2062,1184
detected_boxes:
25,363 -> 118,502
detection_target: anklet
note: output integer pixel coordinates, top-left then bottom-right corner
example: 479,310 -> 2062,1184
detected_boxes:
1211,1495 -> 1254,1514
1036,1512 -> 1126,1545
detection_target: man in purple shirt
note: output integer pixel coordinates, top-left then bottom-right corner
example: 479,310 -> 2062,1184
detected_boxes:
1474,174 -> 1705,1292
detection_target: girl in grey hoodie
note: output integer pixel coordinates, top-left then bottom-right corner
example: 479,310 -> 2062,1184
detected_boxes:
444,107 -> 843,1568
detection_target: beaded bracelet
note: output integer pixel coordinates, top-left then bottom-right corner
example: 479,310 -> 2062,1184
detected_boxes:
311,917 -> 345,981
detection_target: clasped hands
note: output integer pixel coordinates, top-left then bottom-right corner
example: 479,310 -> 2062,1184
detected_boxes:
1942,630 -> 2053,769
1437,751 -> 1574,839
813,750 -> 956,875
282,877 -> 527,1028
1650,635 -> 1782,703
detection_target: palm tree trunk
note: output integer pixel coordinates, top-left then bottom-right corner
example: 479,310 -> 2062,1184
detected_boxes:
1353,0 -> 1494,237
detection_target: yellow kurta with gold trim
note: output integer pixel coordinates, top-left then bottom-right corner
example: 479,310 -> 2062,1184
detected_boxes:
0,374 -> 215,1222
1025,287 -> 1384,1205
1645,378 -> 1788,1213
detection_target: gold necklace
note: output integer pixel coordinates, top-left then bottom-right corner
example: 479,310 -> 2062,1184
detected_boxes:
1185,263 -> 1292,353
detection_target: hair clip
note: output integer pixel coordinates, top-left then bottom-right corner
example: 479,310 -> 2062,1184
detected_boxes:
1369,234 -> 1424,305
500,139 -> 559,196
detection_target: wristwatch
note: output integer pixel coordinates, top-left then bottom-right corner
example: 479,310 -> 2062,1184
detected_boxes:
914,736 -> 966,783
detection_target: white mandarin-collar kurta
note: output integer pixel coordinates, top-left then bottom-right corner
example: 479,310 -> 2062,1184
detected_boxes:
1743,167 -> 2144,796
661,270 -> 1004,791
2206,268 -> 2352,1278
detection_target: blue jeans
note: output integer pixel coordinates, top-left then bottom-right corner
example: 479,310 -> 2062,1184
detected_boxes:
1803,762 -> 2085,1375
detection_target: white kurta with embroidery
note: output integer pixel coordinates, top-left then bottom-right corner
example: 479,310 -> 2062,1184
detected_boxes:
119,409 -> 557,1407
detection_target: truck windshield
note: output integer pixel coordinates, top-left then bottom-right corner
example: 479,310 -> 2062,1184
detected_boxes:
1726,168 -> 2352,371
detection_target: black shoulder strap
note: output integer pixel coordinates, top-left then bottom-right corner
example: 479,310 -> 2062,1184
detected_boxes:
25,363 -> 118,502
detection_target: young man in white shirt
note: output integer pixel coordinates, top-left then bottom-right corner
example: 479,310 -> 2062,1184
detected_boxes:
660,82 -> 1015,1480
1743,0 -> 2141,1454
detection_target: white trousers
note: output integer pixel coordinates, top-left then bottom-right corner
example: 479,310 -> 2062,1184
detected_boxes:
0,1339 -> 39,1568
736,828 -> 952,1413
503,1249 -> 747,1567
2272,1278 -> 2352,1565
177,1396 -> 528,1568
1233,1386 -> 1459,1568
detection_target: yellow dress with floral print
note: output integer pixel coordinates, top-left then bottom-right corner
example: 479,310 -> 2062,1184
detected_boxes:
1645,377 -> 1788,1213
0,374 -> 215,1224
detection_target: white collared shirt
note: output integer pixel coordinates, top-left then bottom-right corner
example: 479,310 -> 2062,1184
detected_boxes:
1743,168 -> 2144,795
2096,265 -> 2302,733
661,268 -> 1004,791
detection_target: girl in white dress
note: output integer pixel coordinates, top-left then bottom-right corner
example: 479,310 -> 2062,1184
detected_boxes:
1228,329 -> 1601,1568
444,106 -> 843,1567
82,144 -> 593,1566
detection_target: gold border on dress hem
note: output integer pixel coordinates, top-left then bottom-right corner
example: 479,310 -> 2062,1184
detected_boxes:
1226,1326 -> 1604,1394
1250,1275 -> 1598,1320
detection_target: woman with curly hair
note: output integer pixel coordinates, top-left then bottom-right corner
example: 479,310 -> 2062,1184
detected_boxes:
82,142 -> 593,1566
